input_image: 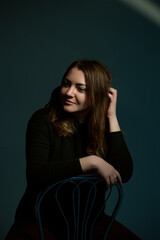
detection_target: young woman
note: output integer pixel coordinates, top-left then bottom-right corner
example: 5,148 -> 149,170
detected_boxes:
6,59 -> 140,239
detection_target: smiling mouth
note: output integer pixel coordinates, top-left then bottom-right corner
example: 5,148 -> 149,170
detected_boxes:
64,99 -> 76,105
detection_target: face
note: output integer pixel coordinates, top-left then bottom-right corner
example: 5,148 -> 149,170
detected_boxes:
60,67 -> 88,122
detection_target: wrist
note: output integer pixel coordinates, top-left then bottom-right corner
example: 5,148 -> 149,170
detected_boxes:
80,155 -> 101,173
80,155 -> 97,172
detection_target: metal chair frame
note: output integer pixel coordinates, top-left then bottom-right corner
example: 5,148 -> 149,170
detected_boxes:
35,176 -> 123,240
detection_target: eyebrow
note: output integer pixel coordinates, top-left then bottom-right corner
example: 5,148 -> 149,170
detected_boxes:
64,78 -> 87,87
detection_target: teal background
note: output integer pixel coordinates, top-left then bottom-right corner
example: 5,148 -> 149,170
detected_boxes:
1,0 -> 160,239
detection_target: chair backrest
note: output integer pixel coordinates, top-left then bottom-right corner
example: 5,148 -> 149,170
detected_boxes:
35,176 -> 123,240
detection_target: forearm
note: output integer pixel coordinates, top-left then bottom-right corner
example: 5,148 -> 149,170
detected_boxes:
108,116 -> 121,132
82,133 -> 133,184
107,88 -> 121,132
27,158 -> 83,189
80,155 -> 122,188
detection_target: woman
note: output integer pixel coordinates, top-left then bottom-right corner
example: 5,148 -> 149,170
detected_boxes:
6,59 -> 140,239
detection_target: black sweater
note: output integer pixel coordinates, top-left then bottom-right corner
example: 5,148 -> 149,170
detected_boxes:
15,108 -> 133,221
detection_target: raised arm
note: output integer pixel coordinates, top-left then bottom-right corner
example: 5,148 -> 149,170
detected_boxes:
107,87 -> 121,132
80,88 -> 133,187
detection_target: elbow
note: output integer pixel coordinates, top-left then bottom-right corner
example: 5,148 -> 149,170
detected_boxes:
121,159 -> 133,183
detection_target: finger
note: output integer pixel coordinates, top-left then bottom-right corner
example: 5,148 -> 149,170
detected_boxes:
105,177 -> 111,190
109,88 -> 117,95
113,175 -> 118,182
108,91 -> 117,102
115,170 -> 122,184
108,93 -> 114,103
114,176 -> 118,182
109,175 -> 115,185
108,92 -> 113,98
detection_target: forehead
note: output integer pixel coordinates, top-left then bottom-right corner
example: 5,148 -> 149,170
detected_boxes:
66,67 -> 86,85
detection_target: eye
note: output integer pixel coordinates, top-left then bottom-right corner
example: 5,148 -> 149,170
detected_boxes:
78,87 -> 87,93
62,79 -> 70,87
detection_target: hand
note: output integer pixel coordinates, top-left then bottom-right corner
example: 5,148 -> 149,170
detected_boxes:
94,156 -> 122,189
80,155 -> 122,189
107,87 -> 117,119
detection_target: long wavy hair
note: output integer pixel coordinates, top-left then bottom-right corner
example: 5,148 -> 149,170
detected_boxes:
46,59 -> 112,157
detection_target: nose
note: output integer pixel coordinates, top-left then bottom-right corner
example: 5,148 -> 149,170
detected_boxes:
66,86 -> 76,97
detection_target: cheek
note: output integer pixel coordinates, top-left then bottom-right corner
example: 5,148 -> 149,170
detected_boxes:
82,95 -> 88,107
60,87 -> 66,98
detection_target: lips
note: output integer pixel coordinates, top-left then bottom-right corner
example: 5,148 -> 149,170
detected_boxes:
64,99 -> 76,105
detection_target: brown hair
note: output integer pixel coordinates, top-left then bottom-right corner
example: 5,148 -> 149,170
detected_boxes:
47,59 -> 112,157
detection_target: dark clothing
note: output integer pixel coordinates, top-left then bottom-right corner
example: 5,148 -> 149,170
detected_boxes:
15,108 -> 133,222
6,108 -> 139,239
26,108 -> 133,187
6,215 -> 141,240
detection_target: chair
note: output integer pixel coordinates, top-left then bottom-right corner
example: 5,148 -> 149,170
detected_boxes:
35,176 -> 123,240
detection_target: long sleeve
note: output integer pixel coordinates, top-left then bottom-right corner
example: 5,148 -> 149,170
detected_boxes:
107,131 -> 133,183
15,109 -> 133,221
26,109 -> 83,189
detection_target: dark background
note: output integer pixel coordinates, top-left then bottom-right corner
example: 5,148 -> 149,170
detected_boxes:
1,0 -> 160,239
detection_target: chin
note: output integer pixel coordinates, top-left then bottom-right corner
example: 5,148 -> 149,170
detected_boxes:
63,105 -> 77,113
